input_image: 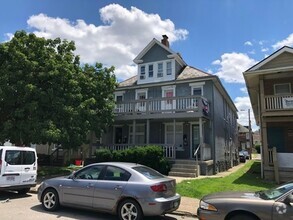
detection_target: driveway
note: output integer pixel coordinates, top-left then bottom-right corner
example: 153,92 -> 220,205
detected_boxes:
0,191 -> 197,220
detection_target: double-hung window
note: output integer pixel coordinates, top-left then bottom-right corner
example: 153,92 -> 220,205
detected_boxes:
166,61 -> 172,75
148,64 -> 153,77
140,65 -> 146,79
157,63 -> 163,77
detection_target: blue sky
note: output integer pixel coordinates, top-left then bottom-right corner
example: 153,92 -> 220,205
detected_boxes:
1,0 -> 293,130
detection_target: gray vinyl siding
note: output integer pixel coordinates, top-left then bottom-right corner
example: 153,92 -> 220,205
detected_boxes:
175,60 -> 183,76
176,83 -> 190,96
141,44 -> 172,63
213,85 -> 227,163
123,90 -> 135,101
148,86 -> 162,99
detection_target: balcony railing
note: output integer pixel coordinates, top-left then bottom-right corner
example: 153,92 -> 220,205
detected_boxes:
115,96 -> 209,116
265,95 -> 293,111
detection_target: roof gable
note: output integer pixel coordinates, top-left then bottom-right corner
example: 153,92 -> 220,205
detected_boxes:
247,46 -> 293,72
133,38 -> 186,66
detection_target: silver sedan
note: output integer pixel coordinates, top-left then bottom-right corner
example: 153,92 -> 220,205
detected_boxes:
37,162 -> 181,220
197,182 -> 293,220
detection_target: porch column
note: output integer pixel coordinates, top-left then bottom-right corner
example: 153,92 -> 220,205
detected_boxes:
173,119 -> 176,158
132,120 -> 136,145
146,119 -> 150,145
261,120 -> 269,166
199,118 -> 203,160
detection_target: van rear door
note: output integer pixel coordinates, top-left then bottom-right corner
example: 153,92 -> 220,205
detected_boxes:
20,150 -> 37,185
2,150 -> 22,186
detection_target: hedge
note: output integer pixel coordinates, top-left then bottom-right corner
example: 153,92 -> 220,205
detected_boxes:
91,145 -> 171,175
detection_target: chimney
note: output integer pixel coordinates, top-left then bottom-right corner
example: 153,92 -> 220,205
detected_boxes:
161,35 -> 169,48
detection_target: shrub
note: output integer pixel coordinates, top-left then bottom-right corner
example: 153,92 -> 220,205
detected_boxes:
93,145 -> 171,175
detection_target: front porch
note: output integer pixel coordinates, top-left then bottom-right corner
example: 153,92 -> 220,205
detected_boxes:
264,148 -> 293,183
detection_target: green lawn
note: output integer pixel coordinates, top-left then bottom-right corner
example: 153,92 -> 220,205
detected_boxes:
176,160 -> 276,199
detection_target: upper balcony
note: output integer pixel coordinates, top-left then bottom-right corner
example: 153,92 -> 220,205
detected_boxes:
114,95 -> 210,120
264,94 -> 293,116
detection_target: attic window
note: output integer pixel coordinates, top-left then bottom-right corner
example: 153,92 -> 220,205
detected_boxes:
148,64 -> 153,77
157,63 -> 163,77
140,65 -> 146,79
274,83 -> 291,95
167,61 -> 172,75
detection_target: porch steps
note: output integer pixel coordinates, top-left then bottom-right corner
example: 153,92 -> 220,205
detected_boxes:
168,160 -> 199,178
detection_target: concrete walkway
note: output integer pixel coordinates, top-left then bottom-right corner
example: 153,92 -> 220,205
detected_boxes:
170,162 -> 246,217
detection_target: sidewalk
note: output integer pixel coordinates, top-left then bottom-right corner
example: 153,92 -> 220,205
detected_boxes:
170,162 -> 246,217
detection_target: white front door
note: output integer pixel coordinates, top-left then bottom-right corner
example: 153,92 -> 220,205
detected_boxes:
136,90 -> 147,112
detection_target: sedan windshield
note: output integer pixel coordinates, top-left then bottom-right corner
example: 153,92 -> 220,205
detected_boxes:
258,183 -> 293,200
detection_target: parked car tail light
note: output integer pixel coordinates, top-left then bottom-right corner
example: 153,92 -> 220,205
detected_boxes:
151,183 -> 167,192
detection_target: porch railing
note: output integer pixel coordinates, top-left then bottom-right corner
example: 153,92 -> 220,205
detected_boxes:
265,95 -> 293,111
115,96 -> 209,116
268,147 -> 280,184
97,144 -> 175,159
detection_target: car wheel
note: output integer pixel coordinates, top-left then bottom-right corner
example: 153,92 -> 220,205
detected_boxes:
118,199 -> 143,220
17,188 -> 30,194
41,188 -> 60,211
229,213 -> 257,220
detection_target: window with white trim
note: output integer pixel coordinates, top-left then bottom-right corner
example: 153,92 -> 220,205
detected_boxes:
157,63 -> 163,77
166,61 -> 172,75
148,64 -> 153,77
274,83 -> 291,95
140,65 -> 145,79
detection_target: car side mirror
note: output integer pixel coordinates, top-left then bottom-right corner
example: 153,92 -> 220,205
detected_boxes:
284,194 -> 293,205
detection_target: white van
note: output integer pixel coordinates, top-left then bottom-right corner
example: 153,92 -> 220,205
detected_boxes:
0,146 -> 37,194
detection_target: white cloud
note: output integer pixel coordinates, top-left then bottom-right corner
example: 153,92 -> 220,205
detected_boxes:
244,41 -> 252,46
273,33 -> 293,49
25,4 -> 188,81
212,53 -> 257,83
234,96 -> 258,131
261,47 -> 269,52
240,87 -> 248,94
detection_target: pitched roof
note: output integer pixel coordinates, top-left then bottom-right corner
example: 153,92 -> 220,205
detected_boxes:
133,38 -> 186,66
245,46 -> 293,72
177,66 -> 213,80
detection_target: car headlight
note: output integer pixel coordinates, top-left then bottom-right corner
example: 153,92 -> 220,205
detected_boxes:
200,200 -> 217,211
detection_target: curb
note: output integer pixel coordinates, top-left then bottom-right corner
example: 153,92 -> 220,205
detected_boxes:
171,210 -> 197,218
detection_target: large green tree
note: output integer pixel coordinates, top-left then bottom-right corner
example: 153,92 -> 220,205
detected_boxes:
0,30 -> 117,148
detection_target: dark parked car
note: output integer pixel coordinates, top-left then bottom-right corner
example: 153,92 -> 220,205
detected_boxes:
239,152 -> 246,163
38,162 -> 180,220
197,182 -> 293,220
239,150 -> 250,159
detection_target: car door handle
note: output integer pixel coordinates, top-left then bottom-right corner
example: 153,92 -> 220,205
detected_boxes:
114,185 -> 123,190
24,167 -> 30,170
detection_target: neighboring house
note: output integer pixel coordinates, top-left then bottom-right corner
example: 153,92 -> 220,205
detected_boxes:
244,46 -> 293,183
238,124 -> 250,151
100,35 -> 238,176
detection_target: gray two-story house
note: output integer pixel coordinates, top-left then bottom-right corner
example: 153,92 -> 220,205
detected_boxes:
100,35 -> 238,176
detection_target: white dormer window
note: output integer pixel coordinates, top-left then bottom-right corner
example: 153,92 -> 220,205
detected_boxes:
157,63 -> 163,77
167,61 -> 172,75
148,64 -> 153,77
140,65 -> 145,79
